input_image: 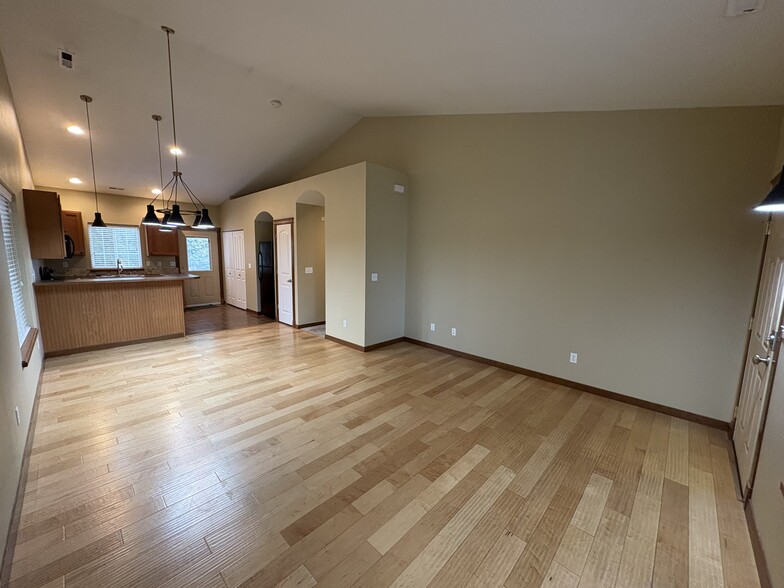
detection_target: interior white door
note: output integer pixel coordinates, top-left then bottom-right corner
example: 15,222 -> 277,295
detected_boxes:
179,230 -> 220,307
276,222 -> 294,325
222,231 -> 235,307
222,230 -> 246,310
734,217 -> 784,497
234,230 -> 246,309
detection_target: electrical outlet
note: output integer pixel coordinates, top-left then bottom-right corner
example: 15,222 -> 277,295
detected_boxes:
63,261 -> 68,268
305,266 -> 313,274
156,261 -> 162,267
146,261 -> 151,267
371,273 -> 378,282
570,352 -> 578,364
451,328 -> 457,336
170,261 -> 177,267
14,407 -> 20,426
430,323 -> 436,332
342,319 -> 347,328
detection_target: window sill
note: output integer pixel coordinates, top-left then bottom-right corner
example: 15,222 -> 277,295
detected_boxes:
20,328 -> 38,368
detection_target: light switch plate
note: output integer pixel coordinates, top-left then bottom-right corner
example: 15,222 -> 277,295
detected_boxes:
570,352 -> 578,364
342,319 -> 347,328
305,266 -> 313,274
371,273 -> 378,282
430,323 -> 436,331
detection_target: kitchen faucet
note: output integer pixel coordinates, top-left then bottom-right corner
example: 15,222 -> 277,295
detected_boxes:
116,258 -> 124,275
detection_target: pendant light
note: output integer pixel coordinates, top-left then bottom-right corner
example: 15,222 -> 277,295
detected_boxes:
81,95 -> 106,228
151,25 -> 216,230
142,115 -> 163,226
754,165 -> 784,212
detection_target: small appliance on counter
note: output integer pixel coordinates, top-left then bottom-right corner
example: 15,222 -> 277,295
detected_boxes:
39,266 -> 56,281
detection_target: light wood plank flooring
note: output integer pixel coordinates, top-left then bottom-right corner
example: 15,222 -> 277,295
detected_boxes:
5,323 -> 760,587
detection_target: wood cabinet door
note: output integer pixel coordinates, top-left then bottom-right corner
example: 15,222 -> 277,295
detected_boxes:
144,224 -> 180,256
61,210 -> 85,256
23,189 -> 65,259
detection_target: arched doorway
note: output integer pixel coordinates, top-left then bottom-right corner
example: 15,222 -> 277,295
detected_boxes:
254,211 -> 275,319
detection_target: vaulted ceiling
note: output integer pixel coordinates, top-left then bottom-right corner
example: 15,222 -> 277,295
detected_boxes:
1,0 -> 782,204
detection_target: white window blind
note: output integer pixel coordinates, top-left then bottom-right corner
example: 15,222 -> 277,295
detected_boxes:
89,225 -> 143,269
0,194 -> 31,344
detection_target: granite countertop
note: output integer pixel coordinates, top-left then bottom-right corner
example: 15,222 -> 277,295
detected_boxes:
33,274 -> 200,287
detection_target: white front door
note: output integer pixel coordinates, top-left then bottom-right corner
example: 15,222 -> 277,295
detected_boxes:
222,230 -> 246,310
734,217 -> 784,497
179,230 -> 220,307
276,222 -> 294,325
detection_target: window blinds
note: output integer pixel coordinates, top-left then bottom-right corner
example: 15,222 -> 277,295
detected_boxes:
89,225 -> 143,269
0,194 -> 31,344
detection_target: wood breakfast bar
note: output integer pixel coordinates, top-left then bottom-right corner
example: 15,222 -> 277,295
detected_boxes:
33,274 -> 198,356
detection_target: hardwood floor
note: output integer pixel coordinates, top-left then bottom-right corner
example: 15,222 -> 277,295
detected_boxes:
184,304 -> 274,335
4,322 -> 759,587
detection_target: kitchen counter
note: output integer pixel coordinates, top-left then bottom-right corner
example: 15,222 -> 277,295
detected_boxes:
34,274 -> 199,356
33,273 -> 199,287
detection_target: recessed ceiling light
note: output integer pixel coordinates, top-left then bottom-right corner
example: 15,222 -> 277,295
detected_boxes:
169,146 -> 183,156
151,188 -> 162,195
66,125 -> 84,135
68,177 -> 82,184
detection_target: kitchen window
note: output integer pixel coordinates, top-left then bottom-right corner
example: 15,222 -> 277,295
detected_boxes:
0,188 -> 32,345
89,224 -> 144,269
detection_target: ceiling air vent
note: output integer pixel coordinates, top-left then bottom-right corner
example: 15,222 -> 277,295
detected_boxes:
58,49 -> 74,69
726,0 -> 764,16
108,186 -> 125,191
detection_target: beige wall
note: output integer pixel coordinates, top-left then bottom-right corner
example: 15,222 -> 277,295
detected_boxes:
34,186 -> 222,273
298,107 -> 784,421
295,203 -> 325,326
749,111 -> 784,587
220,163 -> 368,346
365,163 -> 408,346
0,50 -> 43,561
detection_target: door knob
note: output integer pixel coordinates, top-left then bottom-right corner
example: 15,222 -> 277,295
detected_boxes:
287,279 -> 292,283
752,354 -> 772,366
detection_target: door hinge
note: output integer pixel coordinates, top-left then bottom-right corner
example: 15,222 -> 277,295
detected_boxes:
745,483 -> 753,500
765,219 -> 772,235
749,316 -> 754,331
733,405 -> 739,419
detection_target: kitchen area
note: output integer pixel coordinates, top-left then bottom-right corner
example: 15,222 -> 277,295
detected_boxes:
24,187 -> 211,356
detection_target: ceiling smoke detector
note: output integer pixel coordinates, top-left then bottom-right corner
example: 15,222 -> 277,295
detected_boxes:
58,49 -> 74,69
725,0 -> 765,16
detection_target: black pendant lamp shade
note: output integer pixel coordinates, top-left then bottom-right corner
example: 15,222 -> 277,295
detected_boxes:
754,165 -> 784,213
92,212 -> 107,228
81,95 -> 107,228
168,204 -> 186,226
142,204 -> 160,225
193,208 -> 215,229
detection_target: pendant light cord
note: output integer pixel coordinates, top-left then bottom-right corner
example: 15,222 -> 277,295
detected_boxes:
84,98 -> 99,213
164,27 -> 179,176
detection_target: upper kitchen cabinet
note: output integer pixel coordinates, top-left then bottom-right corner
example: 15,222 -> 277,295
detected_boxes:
144,224 -> 179,256
61,210 -> 85,256
23,189 -> 65,259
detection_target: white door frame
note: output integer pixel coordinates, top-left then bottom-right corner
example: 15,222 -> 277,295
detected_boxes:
274,218 -> 294,326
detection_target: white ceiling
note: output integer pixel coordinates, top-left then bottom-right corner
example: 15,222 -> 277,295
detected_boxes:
1,0 -> 782,204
